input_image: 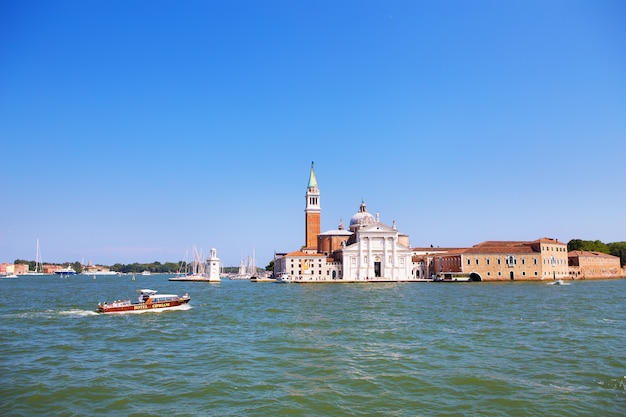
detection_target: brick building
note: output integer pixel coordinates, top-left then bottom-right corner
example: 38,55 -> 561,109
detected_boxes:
568,250 -> 622,279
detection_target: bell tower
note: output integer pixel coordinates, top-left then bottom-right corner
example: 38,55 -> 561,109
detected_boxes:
304,161 -> 320,251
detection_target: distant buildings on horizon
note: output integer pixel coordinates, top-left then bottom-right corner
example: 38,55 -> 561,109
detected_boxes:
272,162 -> 625,283
3,163 -> 623,281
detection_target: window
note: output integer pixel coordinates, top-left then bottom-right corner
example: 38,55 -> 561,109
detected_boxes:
506,255 -> 516,266
467,258 -> 471,265
486,258 -> 491,265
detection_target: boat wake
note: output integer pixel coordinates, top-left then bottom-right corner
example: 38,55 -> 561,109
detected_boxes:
58,309 -> 100,317
545,279 -> 570,286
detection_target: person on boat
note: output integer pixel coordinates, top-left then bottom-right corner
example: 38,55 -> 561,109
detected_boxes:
138,294 -> 144,303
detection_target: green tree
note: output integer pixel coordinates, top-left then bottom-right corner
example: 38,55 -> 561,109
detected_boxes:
567,239 -> 609,254
71,261 -> 83,273
608,242 -> 626,267
265,260 -> 274,272
163,262 -> 180,273
567,239 -> 584,251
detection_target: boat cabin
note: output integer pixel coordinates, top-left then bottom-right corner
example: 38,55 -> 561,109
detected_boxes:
146,294 -> 179,303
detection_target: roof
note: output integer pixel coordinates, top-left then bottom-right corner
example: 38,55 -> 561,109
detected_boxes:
318,229 -> 353,236
284,251 -> 326,257
307,161 -> 318,189
412,247 -> 467,253
461,241 -> 538,255
534,237 -> 565,244
568,250 -> 617,259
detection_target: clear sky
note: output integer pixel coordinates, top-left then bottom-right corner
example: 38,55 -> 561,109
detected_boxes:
1,0 -> 625,268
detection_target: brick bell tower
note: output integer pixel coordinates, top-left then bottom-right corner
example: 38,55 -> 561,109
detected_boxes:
304,161 -> 321,251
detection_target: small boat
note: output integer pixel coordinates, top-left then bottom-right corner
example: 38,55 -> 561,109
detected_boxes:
81,270 -> 117,276
546,279 -> 569,286
275,272 -> 292,283
141,270 -> 151,276
2,273 -> 18,279
55,266 -> 77,275
97,289 -> 190,314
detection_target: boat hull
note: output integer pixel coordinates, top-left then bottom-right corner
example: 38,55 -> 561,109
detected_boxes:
98,297 -> 190,314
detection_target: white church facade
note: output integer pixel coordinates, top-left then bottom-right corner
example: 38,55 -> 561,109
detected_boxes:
273,163 -> 417,282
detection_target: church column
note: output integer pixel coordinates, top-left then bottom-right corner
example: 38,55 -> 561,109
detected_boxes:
391,237 -> 398,278
381,237 -> 389,277
367,237 -> 372,280
357,237 -> 362,280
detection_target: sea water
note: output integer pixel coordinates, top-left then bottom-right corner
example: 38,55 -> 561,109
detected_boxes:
1,276 -> 624,416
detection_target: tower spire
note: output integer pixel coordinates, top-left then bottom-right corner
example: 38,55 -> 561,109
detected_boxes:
308,161 -> 318,189
304,162 -> 321,251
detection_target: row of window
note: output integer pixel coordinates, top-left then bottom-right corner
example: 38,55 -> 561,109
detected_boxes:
466,256 -> 539,266
348,256 -> 406,265
483,270 -> 568,277
543,246 -> 566,252
462,255 -> 567,267
485,271 -> 539,277
289,260 -> 322,268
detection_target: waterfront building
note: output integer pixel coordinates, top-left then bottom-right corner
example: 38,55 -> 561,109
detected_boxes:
274,162 -> 416,282
568,250 -> 622,279
418,239 -> 570,281
338,208 -> 414,281
0,263 -> 29,276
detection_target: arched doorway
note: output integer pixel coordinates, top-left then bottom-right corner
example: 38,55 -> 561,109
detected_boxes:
469,272 -> 482,282
510,271 -> 515,280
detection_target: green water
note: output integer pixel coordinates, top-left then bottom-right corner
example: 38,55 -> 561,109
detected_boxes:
1,276 -> 624,416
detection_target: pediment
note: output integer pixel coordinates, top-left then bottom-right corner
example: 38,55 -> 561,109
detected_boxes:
357,222 -> 396,234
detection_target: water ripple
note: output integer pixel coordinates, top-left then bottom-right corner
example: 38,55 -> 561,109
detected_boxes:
1,277 -> 625,416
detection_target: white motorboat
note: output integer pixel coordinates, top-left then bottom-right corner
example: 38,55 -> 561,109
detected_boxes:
55,266 -> 77,276
275,273 -> 292,283
546,279 -> 569,286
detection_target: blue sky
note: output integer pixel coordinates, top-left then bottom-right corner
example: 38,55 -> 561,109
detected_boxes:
1,0 -> 625,267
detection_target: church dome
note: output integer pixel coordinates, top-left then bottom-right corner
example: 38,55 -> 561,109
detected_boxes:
349,201 -> 376,230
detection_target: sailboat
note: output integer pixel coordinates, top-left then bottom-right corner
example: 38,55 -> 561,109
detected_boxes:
169,246 -> 220,282
25,239 -> 45,275
230,251 -> 257,280
230,259 -> 251,280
